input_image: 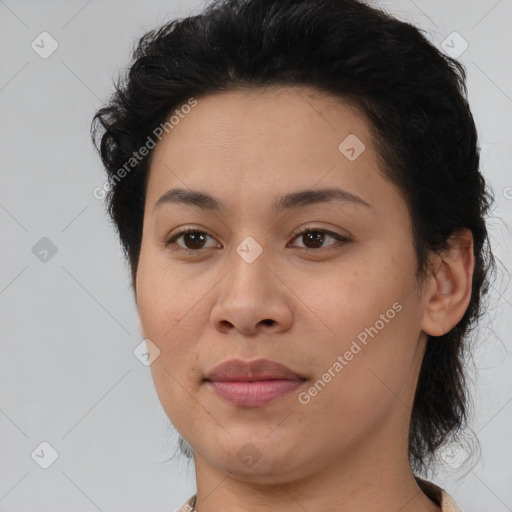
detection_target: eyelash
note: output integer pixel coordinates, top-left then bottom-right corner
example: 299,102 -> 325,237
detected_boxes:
166,226 -> 350,254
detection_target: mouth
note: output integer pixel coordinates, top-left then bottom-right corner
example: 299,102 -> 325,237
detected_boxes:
205,379 -> 306,407
204,358 -> 307,407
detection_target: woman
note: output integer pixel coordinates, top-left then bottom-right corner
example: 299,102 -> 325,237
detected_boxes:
91,0 -> 495,510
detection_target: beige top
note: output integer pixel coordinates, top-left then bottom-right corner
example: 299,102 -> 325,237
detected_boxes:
176,477 -> 462,512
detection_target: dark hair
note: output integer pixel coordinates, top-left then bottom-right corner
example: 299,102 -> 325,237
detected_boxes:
91,0 -> 496,476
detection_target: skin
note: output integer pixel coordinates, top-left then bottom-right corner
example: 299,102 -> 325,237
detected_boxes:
135,86 -> 474,512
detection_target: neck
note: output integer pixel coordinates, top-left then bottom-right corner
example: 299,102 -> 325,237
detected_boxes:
191,424 -> 441,512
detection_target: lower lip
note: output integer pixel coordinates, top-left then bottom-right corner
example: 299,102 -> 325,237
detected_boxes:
206,379 -> 305,407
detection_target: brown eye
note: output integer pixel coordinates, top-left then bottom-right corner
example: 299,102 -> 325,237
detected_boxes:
290,229 -> 349,250
180,231 -> 208,250
166,226 -> 349,254
300,230 -> 326,249
167,229 -> 219,251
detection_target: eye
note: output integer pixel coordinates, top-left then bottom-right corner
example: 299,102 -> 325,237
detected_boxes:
288,227 -> 350,250
165,226 -> 350,253
166,227 -> 220,252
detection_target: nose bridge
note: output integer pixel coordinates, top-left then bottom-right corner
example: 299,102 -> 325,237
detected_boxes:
226,234 -> 272,299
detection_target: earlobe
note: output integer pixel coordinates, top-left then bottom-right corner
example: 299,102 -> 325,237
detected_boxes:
421,229 -> 475,337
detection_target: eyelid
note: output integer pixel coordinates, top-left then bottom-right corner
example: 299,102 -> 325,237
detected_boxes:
290,224 -> 350,243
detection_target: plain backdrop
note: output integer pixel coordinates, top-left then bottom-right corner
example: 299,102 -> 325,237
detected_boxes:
0,0 -> 511,511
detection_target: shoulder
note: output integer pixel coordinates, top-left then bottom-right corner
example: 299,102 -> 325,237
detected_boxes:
176,494 -> 197,512
176,485 -> 464,512
415,476 -> 463,512
440,488 -> 463,512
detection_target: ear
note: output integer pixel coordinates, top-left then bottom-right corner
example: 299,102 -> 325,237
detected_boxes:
136,310 -> 145,338
421,228 -> 475,337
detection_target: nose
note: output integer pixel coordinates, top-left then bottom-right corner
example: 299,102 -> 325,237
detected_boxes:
209,249 -> 294,336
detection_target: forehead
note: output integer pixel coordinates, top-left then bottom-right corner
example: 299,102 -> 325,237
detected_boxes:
151,86 -> 371,157
144,86 -> 401,219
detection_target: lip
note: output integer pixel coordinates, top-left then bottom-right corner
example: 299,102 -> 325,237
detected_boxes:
204,358 -> 306,407
204,358 -> 304,382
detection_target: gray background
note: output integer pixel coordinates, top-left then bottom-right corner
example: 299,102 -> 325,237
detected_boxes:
0,0 -> 511,510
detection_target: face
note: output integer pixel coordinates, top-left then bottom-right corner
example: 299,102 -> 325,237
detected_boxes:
136,86 -> 432,483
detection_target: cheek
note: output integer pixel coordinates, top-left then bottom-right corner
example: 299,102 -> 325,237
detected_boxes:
136,248 -> 202,336
136,254 -> 197,381
137,266 -> 204,423
288,254 -> 406,337
296,300 -> 420,446
294,248 -> 421,384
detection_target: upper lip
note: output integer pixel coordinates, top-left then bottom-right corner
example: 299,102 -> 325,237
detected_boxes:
204,358 -> 305,382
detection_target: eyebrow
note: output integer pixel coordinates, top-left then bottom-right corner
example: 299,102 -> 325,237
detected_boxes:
153,186 -> 374,214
